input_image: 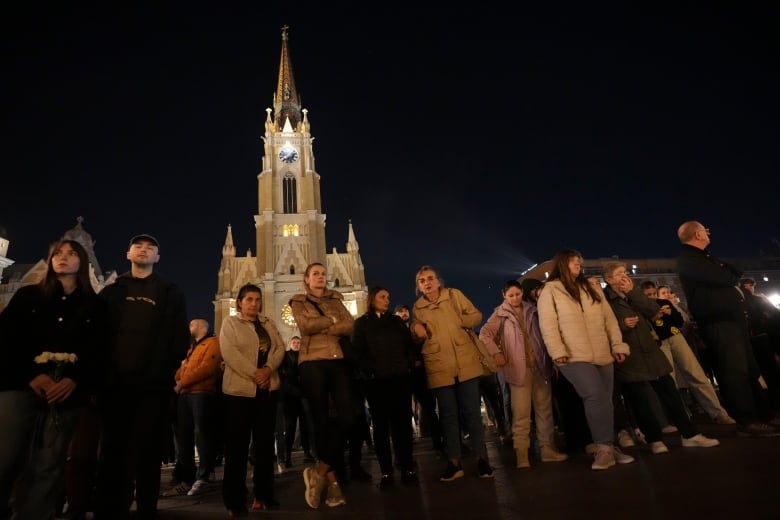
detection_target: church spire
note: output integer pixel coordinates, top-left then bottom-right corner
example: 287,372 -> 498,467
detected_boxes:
273,25 -> 301,131
222,224 -> 236,257
347,220 -> 359,253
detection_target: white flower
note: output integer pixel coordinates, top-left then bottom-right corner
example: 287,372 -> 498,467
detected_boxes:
34,351 -> 78,364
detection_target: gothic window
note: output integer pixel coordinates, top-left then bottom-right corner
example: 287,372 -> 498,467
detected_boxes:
289,265 -> 295,274
283,173 -> 297,214
334,278 -> 340,287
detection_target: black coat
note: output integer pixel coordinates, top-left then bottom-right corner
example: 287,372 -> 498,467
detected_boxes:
603,285 -> 672,383
351,311 -> 415,380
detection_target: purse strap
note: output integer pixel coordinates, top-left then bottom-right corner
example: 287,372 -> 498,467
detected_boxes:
306,297 -> 326,316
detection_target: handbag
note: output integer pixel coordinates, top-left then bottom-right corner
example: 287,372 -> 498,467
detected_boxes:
306,297 -> 357,362
467,327 -> 499,374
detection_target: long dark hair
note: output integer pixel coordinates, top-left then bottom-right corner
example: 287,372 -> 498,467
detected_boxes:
366,285 -> 389,313
547,249 -> 601,304
40,239 -> 94,296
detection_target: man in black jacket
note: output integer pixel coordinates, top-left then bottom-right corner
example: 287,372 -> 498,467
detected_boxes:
676,221 -> 778,437
94,234 -> 190,519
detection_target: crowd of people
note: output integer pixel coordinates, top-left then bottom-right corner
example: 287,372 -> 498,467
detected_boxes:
2,220 -> 779,518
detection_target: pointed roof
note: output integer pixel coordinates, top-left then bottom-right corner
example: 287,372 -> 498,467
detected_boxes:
223,224 -> 236,257
274,25 -> 302,132
347,220 -> 359,253
62,216 -> 104,279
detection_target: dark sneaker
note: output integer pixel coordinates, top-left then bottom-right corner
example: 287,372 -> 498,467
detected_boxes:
400,470 -> 419,486
325,482 -> 346,507
379,474 -> 393,489
738,422 -> 780,438
439,461 -> 464,482
161,482 -> 191,497
477,458 -> 494,479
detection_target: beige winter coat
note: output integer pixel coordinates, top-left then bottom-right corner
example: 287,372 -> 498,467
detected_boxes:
219,314 -> 286,397
537,280 -> 629,365
412,287 -> 484,389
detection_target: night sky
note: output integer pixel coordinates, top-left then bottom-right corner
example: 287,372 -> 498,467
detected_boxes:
2,4 -> 778,322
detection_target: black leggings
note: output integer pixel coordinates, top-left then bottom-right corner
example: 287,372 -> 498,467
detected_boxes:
299,360 -> 355,469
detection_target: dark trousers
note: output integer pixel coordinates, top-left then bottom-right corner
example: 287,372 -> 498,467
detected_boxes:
700,320 -> 769,424
750,333 -> 780,412
411,366 -> 442,449
94,390 -> 169,519
366,376 -> 415,475
299,360 -> 355,471
621,375 -> 697,443
348,378 -> 371,471
65,401 -> 100,518
221,391 -> 277,512
282,393 -> 315,459
175,392 -> 217,483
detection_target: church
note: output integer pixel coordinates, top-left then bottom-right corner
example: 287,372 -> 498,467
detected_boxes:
212,26 -> 367,340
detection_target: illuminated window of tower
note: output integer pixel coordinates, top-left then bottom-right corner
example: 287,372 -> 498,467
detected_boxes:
283,172 -> 297,214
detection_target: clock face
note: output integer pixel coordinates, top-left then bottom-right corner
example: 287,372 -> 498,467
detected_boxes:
281,304 -> 297,327
278,145 -> 299,164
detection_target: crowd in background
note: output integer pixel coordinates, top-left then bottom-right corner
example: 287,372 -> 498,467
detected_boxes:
2,220 -> 780,518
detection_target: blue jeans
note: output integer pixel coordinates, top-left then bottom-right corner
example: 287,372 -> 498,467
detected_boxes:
558,362 -> 615,445
176,392 -> 218,483
433,376 -> 486,460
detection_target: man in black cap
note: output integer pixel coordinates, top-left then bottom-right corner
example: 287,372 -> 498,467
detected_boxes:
94,234 -> 190,519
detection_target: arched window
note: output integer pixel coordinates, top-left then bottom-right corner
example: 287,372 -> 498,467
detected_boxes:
334,278 -> 340,287
283,173 -> 297,214
289,265 -> 295,274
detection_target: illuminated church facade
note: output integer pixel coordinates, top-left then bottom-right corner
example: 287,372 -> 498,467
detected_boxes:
212,26 -> 367,340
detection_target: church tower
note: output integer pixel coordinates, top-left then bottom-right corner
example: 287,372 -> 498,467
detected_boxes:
214,26 -> 367,339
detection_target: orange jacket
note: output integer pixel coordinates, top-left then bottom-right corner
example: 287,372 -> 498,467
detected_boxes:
175,335 -> 222,394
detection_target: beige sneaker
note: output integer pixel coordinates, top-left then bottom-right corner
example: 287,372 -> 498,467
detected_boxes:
617,429 -> 635,448
303,466 -> 326,509
591,445 -> 615,470
540,445 -> 568,462
325,481 -> 346,508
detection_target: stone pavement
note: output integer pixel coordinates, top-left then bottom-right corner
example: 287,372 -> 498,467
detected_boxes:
151,420 -> 779,519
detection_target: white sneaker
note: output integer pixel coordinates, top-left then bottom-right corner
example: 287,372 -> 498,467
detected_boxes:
187,479 -> 209,496
681,433 -> 720,448
617,429 -> 635,448
650,441 -> 669,454
613,447 -> 635,464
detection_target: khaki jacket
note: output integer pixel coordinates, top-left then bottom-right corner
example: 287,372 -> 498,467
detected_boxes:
219,314 -> 285,397
290,290 -> 355,364
412,287 -> 484,389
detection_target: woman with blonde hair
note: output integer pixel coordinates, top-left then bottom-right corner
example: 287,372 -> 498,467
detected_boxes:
411,265 -> 494,481
290,262 -> 355,509
536,249 -> 634,470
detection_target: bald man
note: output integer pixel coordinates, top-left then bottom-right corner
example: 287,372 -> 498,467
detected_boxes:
676,221 -> 778,437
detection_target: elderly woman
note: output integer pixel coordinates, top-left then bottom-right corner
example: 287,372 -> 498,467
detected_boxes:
290,262 -> 355,510
411,265 -> 494,481
220,283 -> 285,517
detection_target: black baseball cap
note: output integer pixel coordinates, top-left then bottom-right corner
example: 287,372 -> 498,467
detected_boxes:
129,234 -> 160,248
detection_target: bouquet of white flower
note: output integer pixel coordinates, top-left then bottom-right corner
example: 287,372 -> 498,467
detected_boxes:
34,351 -> 78,432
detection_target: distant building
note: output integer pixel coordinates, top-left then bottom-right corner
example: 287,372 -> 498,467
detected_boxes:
0,217 -> 116,313
213,26 -> 367,340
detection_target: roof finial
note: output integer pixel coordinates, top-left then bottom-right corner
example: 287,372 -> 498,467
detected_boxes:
281,24 -> 289,40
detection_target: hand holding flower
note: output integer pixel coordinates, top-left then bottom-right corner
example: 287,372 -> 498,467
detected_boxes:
29,373 -> 56,398
45,377 -> 76,404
